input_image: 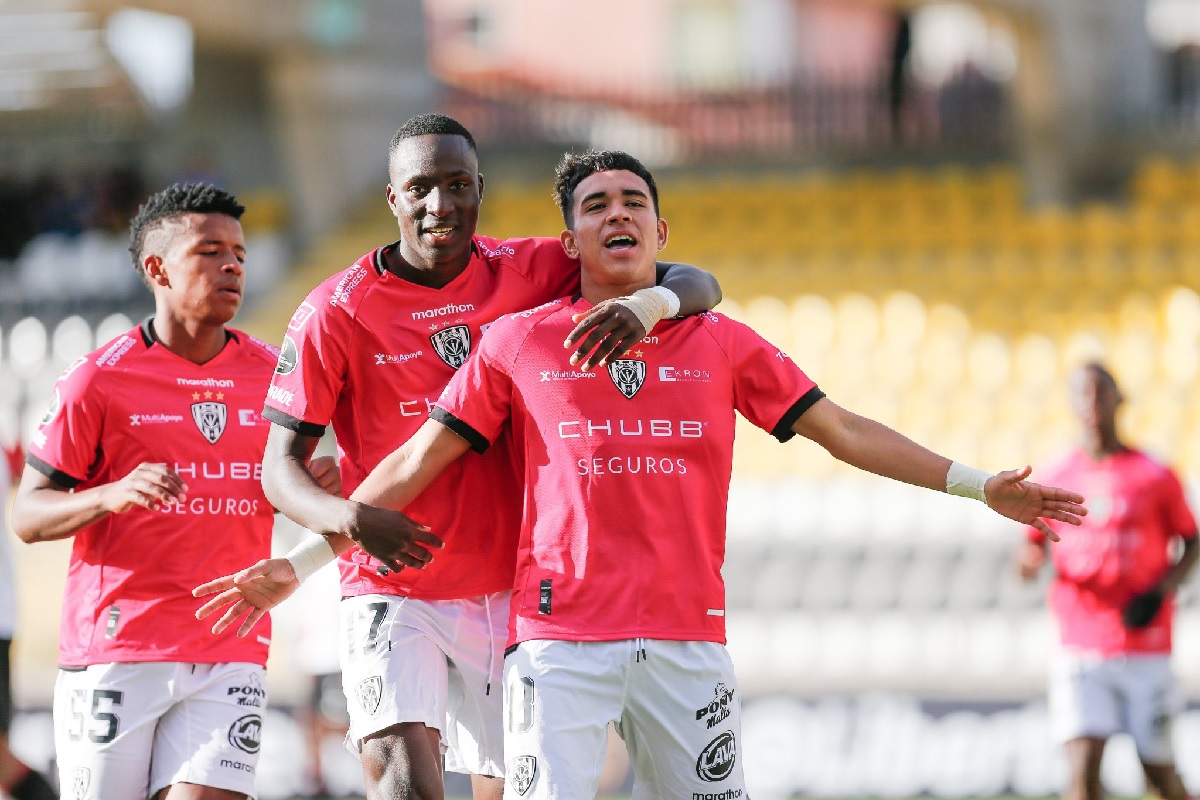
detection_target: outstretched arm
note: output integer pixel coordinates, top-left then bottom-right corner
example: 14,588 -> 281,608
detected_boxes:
12,463 -> 187,543
194,419 -> 470,636
792,398 -> 1086,540
565,262 -> 722,370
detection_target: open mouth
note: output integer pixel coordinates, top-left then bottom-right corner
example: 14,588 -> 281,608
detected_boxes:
425,226 -> 455,240
604,233 -> 637,249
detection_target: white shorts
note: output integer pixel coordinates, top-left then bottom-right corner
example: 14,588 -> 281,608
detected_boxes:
339,592 -> 508,777
1048,651 -> 1182,763
53,662 -> 265,800
503,639 -> 746,800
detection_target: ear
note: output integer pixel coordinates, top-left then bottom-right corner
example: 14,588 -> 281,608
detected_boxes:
656,218 -> 669,251
143,254 -> 169,287
560,228 -> 579,260
477,172 -> 485,202
385,184 -> 398,214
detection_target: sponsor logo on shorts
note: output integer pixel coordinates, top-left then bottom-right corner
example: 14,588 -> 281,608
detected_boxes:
191,401 -> 228,444
607,359 -> 647,399
228,672 -> 267,708
696,731 -> 736,782
275,336 -> 299,375
40,388 -> 61,425
508,755 -> 536,796
430,325 -> 471,368
220,759 -> 254,773
355,676 -> 382,715
228,714 -> 262,754
696,683 -> 735,729
692,791 -> 742,800
69,766 -> 90,800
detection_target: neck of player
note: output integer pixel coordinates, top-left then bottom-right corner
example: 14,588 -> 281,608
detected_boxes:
151,310 -> 230,365
1081,425 -> 1123,460
580,272 -> 655,306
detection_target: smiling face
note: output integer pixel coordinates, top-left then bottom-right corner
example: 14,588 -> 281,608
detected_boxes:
386,133 -> 483,272
560,169 -> 668,300
143,212 -> 246,326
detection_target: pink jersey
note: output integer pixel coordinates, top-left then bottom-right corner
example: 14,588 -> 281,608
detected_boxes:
1028,448 -> 1198,655
26,323 -> 278,667
263,236 -> 578,600
434,299 -> 822,647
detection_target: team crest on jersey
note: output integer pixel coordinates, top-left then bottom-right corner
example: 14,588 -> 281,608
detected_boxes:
191,401 -> 228,444
355,676 -> 383,715
69,766 -> 90,800
508,756 -> 536,796
607,359 -> 646,399
430,324 -> 472,368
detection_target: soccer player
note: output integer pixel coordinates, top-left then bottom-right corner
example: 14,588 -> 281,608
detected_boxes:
1018,363 -> 1197,800
0,438 -> 57,800
10,183 -> 337,800
197,115 -> 720,800
198,150 -> 1087,798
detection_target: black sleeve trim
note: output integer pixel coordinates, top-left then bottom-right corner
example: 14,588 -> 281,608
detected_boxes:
771,387 -> 826,443
261,406 -> 327,438
25,453 -> 82,489
430,407 -> 490,454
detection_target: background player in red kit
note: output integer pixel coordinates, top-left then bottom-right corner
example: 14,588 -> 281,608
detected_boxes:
1018,363 -> 1197,800
0,438 -> 57,800
200,150 -> 1087,799
197,115 -> 720,800
10,184 -> 336,800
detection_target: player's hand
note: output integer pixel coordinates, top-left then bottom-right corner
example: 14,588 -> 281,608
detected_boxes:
1122,588 -> 1164,629
983,466 -> 1087,542
350,503 -> 444,573
565,299 -> 648,372
193,558 -> 300,637
102,462 -> 188,513
308,455 -> 342,497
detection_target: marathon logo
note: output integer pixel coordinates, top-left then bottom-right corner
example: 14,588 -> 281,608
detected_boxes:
693,792 -> 742,800
176,377 -> 236,388
95,335 -> 136,367
412,302 -> 475,320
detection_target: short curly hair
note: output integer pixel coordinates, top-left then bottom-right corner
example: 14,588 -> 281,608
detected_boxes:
553,150 -> 659,228
128,182 -> 244,285
388,114 -> 477,162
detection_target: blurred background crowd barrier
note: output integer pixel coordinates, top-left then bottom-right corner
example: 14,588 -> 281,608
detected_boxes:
4,0 -> 1200,796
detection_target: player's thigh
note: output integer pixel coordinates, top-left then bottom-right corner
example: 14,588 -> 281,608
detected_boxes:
444,592 -> 509,779
54,663 -> 175,800
503,640 -> 628,800
621,640 -> 745,800
149,663 -> 265,798
360,722 -> 444,800
1048,653 -> 1120,743
1120,655 -> 1182,764
340,595 -> 450,752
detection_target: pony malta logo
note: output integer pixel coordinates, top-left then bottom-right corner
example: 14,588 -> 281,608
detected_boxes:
430,325 -> 471,368
192,401 -> 228,444
607,359 -> 646,399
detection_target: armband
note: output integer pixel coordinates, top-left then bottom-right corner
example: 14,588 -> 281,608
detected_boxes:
946,461 -> 992,504
284,535 -> 337,582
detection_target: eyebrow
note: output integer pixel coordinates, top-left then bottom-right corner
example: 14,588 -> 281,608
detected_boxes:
198,238 -> 246,252
579,188 -> 648,206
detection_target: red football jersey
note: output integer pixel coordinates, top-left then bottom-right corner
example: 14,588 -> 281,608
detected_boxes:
433,299 -> 822,647
262,236 -> 578,599
26,323 -> 278,667
1028,448 -> 1198,655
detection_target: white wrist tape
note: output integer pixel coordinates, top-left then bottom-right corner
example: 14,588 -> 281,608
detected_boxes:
946,461 -> 992,504
618,287 -> 678,333
284,535 -> 337,582
646,285 -> 681,319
